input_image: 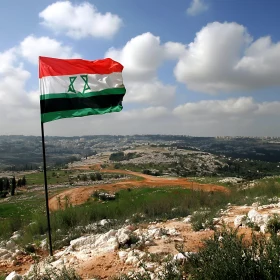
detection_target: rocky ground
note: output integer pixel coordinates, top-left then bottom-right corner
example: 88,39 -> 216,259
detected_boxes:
2,200 -> 280,280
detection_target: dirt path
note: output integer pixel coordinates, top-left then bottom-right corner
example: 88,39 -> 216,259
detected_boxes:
49,166 -> 229,211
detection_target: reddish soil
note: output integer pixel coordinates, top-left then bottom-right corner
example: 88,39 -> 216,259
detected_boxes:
0,249 -> 48,276
49,166 -> 229,211
77,252 -> 134,279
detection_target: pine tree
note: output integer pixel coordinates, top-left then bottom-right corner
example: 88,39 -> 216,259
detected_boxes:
22,176 -> 26,186
11,176 -> 16,196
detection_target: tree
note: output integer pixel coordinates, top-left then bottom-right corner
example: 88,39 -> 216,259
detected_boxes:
96,173 -> 102,181
0,179 -> 3,193
17,178 -> 22,187
11,176 -> 16,196
22,176 -> 26,186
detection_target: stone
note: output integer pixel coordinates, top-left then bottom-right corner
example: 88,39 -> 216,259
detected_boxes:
117,228 -> 131,245
145,262 -> 156,272
6,240 -> 16,250
125,256 -> 138,265
5,271 -> 22,280
247,209 -> 263,225
0,248 -> 8,257
234,215 -> 246,228
118,251 -> 128,261
183,216 -> 192,223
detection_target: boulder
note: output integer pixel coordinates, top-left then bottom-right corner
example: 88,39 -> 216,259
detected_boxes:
116,228 -> 131,245
247,209 -> 263,225
6,240 -> 16,251
234,215 -> 246,228
5,271 -> 22,280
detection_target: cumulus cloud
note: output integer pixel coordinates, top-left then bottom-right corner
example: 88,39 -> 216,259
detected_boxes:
163,42 -> 187,59
39,1 -> 122,39
187,0 -> 208,16
42,97 -> 280,137
18,35 -> 80,64
106,33 -> 164,82
124,81 -> 176,106
173,97 -> 280,121
106,32 -> 185,106
0,48 -> 40,135
0,33 -> 81,133
174,22 -> 280,93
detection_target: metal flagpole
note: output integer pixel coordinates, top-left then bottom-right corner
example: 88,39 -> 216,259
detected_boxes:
41,121 -> 53,256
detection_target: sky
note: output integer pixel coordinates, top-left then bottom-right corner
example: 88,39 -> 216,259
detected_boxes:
0,0 -> 280,137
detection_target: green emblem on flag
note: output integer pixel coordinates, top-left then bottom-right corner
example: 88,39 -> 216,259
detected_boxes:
67,75 -> 91,94
81,75 -> 91,94
67,76 -> 77,93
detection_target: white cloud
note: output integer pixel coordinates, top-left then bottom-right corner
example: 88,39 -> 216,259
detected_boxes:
173,97 -> 280,121
106,33 -> 185,106
187,0 -> 208,16
39,1 -> 122,39
124,81 -> 176,106
41,97 -> 280,137
0,48 -> 40,135
163,42 -> 187,59
174,22 -> 280,93
106,33 -> 164,82
18,35 -> 80,64
117,106 -> 170,121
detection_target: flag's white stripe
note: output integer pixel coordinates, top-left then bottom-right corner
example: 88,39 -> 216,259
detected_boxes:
40,72 -> 123,95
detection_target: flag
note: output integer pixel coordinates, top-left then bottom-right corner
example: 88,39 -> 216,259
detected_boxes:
39,56 -> 126,123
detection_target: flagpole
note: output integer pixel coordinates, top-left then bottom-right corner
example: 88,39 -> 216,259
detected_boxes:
41,121 -> 53,256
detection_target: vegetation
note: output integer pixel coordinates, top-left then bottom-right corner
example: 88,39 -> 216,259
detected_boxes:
110,151 -> 140,161
116,228 -> 280,280
186,229 -> 280,280
25,261 -> 82,280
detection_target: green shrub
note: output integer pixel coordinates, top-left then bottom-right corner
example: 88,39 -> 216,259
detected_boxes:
25,264 -> 82,280
191,210 -> 215,231
267,214 -> 280,234
186,228 -> 280,280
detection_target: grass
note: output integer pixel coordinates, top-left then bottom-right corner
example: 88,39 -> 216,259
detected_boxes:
4,187 -> 227,249
1,174 -> 280,249
25,170 -> 76,185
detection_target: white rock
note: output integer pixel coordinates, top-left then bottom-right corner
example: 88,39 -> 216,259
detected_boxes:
6,240 -> 16,250
145,240 -> 154,246
248,209 -> 263,225
0,248 -> 9,257
145,262 -> 156,272
173,253 -> 186,261
252,202 -> 259,210
40,239 -> 48,250
118,251 -> 128,261
234,215 -> 246,228
10,234 -> 21,241
99,219 -> 109,226
167,228 -> 179,236
117,228 -> 131,245
125,256 -> 138,265
260,224 -> 267,233
183,216 -> 192,223
5,271 -> 22,280
2,252 -> 12,260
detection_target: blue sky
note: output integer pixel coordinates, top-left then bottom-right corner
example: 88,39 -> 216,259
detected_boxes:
0,0 -> 280,136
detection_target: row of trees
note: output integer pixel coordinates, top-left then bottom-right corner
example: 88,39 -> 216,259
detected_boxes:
0,176 -> 26,198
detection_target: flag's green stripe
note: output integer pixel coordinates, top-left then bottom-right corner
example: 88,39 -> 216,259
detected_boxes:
40,87 -> 126,100
41,105 -> 123,123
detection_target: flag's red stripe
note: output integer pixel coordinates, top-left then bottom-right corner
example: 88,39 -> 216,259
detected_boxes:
39,57 -> 123,78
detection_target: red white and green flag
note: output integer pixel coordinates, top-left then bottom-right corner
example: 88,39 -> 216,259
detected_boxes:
39,57 -> 126,123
